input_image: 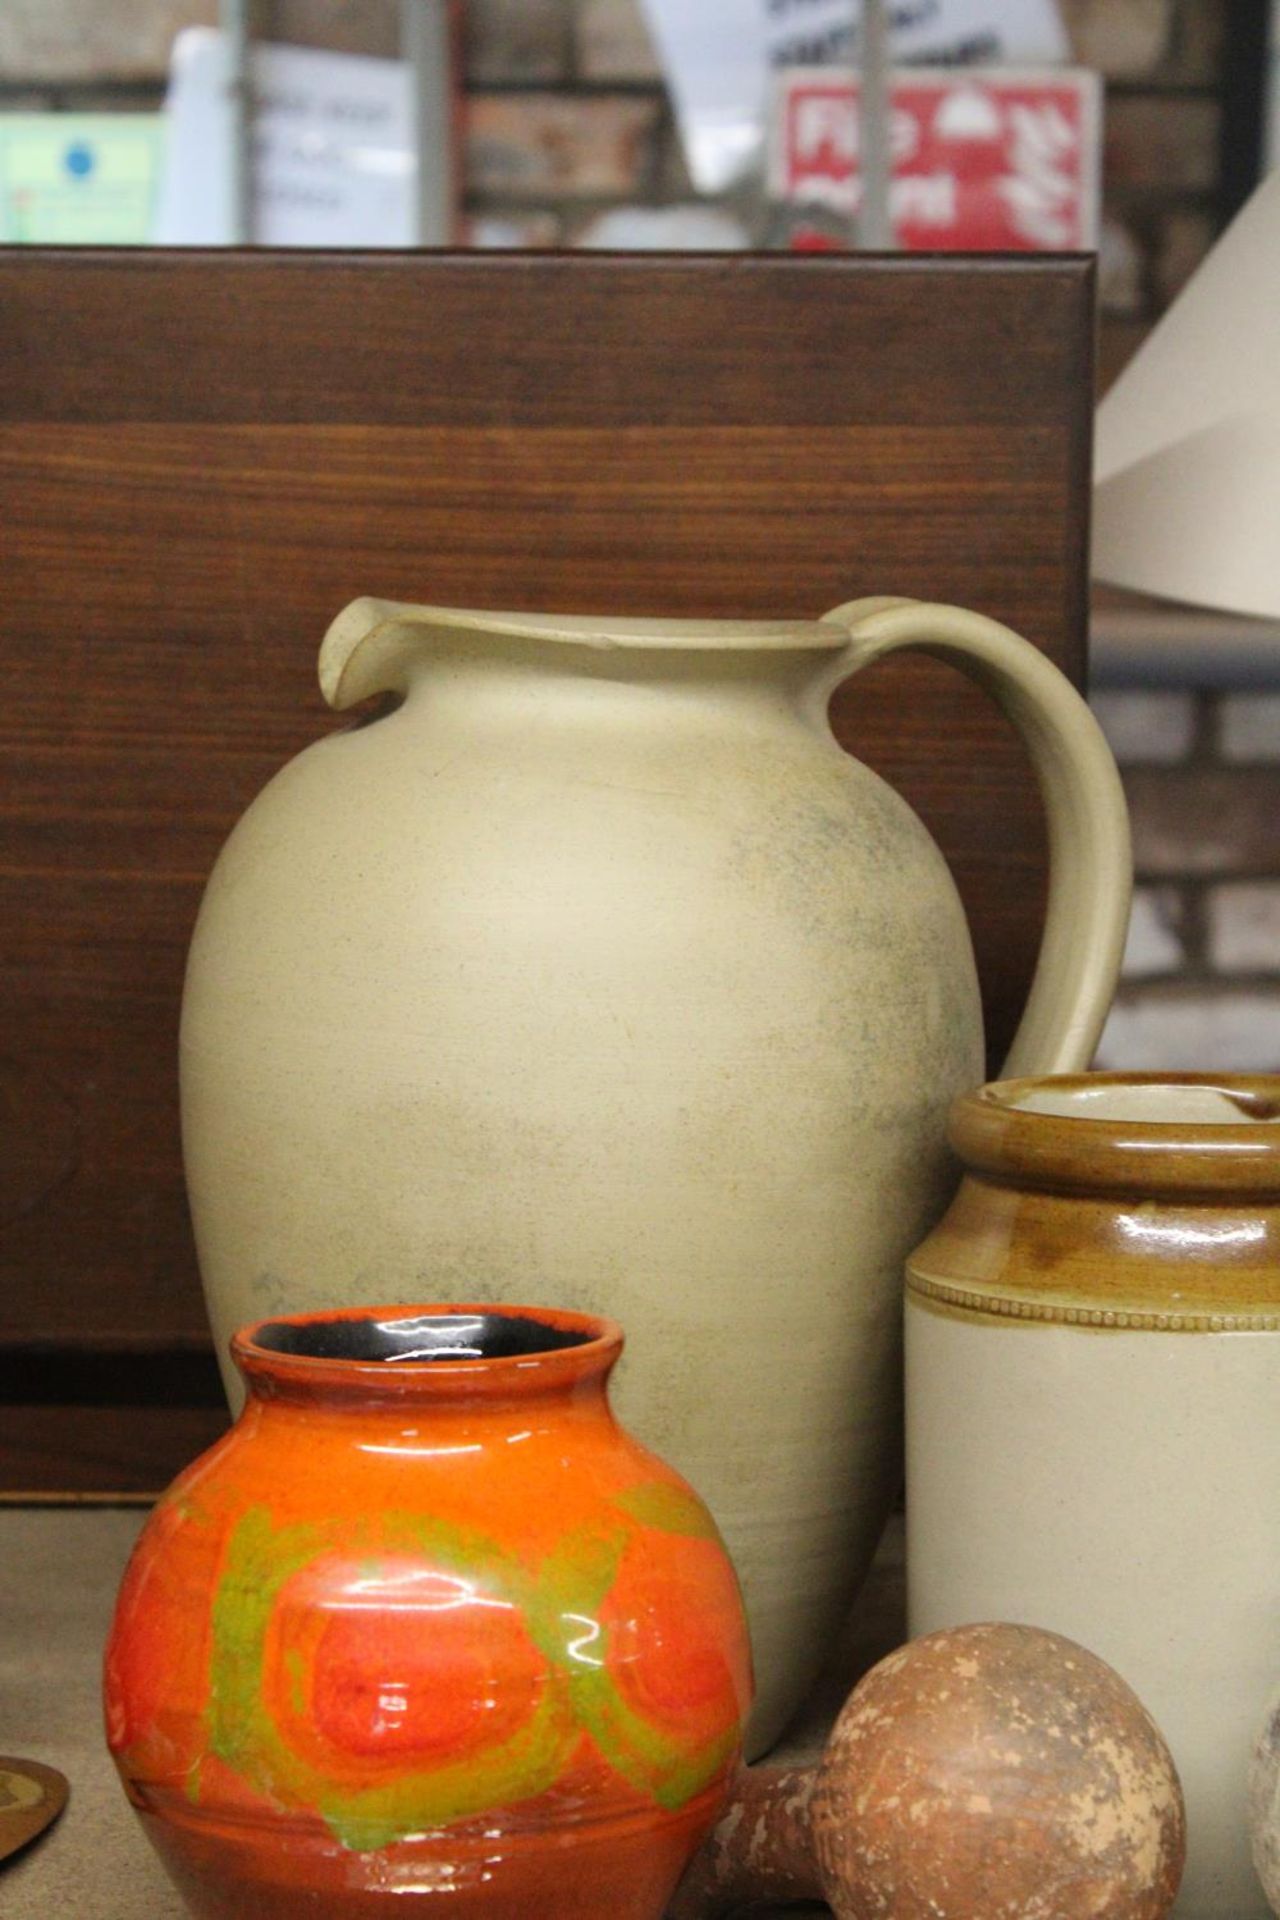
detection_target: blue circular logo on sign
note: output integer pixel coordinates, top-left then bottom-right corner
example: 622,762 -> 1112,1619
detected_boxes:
64,142 -> 95,179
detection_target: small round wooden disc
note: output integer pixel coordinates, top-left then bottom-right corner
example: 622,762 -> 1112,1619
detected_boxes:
0,1757 -> 69,1864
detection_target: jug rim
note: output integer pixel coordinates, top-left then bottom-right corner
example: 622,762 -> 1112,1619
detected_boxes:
362,604 -> 845,651
318,597 -> 854,710
327,597 -> 845,657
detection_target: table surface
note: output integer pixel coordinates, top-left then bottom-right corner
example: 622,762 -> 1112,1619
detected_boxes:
0,1507 -> 906,1917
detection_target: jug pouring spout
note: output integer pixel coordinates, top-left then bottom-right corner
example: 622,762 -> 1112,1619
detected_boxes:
319,597 -> 445,707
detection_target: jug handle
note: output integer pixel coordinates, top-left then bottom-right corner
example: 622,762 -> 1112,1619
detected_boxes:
818,597 -> 1132,1077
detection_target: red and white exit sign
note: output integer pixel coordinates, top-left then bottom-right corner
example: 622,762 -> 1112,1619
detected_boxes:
770,68 -> 1101,249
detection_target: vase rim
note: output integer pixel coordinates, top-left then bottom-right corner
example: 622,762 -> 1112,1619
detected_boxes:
951,1072 -> 1280,1196
232,1302 -> 623,1401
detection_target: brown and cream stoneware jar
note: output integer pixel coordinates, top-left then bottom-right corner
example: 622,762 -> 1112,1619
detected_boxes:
907,1073 -> 1280,1920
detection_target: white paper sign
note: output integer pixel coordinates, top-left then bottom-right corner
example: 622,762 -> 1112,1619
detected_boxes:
154,28 -> 415,246
765,0 -> 1068,66
640,0 -> 1069,190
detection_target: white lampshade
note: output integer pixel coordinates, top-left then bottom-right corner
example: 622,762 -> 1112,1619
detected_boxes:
1093,166 -> 1280,620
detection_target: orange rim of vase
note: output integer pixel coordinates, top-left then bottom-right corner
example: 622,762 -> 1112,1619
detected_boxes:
950,1072 -> 1280,1198
232,1302 -> 624,1404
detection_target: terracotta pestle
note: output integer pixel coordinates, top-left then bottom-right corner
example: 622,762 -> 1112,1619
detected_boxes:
669,1762 -> 823,1914
672,1622 -> 1186,1920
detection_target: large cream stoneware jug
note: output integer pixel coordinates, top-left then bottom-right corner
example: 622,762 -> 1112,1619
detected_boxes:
181,595 -> 1131,1752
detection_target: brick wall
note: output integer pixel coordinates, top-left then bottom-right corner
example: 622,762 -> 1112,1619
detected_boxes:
5,0 -> 1278,1074
0,0 -> 679,244
1092,685 -> 1280,1071
0,0 -> 1231,273
0,1 -> 1238,324
1077,0 -> 1229,385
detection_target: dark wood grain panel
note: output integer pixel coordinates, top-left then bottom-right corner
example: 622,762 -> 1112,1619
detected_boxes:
0,249 -> 1091,1489
1,251 -> 1092,431
0,1404 -> 231,1497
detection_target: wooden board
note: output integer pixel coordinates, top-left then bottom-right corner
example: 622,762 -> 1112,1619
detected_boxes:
0,248 -> 1093,1490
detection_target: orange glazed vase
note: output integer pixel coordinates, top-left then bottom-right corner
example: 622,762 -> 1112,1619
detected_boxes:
104,1305 -> 752,1918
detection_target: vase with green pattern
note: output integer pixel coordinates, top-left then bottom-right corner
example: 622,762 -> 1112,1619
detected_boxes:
104,1303 -> 752,1918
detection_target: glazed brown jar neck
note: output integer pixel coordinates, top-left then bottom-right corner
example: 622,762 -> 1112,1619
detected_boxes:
951,1074 -> 1280,1200
908,1075 -> 1280,1331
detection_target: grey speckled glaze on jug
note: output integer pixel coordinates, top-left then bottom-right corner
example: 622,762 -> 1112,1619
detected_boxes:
180,594 -> 1131,1753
